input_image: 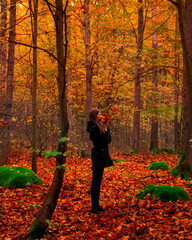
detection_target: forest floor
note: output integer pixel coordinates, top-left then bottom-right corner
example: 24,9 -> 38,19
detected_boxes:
0,149 -> 192,240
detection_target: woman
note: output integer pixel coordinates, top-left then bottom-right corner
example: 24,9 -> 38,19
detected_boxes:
86,109 -> 113,214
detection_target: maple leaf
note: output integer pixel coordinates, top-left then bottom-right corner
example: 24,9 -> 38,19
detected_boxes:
80,5 -> 86,10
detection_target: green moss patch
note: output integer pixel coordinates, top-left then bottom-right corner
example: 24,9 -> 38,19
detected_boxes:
136,184 -> 190,202
0,166 -> 42,189
147,162 -> 170,171
170,163 -> 191,181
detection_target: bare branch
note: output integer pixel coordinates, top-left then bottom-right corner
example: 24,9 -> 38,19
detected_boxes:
167,0 -> 177,7
9,40 -> 58,62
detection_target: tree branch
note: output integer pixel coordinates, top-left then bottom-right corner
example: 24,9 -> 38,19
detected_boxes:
167,0 -> 177,7
9,40 -> 59,62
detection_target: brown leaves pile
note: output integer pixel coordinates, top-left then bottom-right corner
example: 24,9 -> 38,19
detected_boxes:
0,149 -> 192,239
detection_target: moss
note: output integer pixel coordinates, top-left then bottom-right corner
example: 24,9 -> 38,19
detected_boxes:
151,148 -> 173,154
28,220 -> 47,239
147,162 -> 170,171
20,220 -> 47,239
112,159 -> 124,163
171,160 -> 191,181
0,166 -> 42,189
136,184 -> 190,202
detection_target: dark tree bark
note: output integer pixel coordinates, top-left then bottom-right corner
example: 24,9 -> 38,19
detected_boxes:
171,0 -> 192,174
132,0 -> 143,150
173,12 -> 180,153
0,0 -> 16,165
66,19 -> 73,140
84,0 -> 92,121
23,0 -> 69,238
150,3 -> 159,150
84,0 -> 92,154
30,0 -> 38,173
0,0 -> 7,120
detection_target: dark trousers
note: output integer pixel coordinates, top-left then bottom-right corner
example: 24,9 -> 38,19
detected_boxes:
91,167 -> 104,210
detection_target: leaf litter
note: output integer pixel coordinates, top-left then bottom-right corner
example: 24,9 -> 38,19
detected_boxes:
0,149 -> 192,239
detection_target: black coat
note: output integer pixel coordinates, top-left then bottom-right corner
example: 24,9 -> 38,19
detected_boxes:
87,121 -> 114,170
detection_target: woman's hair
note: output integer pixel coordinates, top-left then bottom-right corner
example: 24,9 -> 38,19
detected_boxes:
89,109 -> 99,124
89,109 -> 105,134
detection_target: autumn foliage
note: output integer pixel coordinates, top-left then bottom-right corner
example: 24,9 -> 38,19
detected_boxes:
0,149 -> 192,239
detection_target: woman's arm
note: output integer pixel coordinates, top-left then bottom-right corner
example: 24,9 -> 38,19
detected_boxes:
103,127 -> 112,144
89,125 -> 100,143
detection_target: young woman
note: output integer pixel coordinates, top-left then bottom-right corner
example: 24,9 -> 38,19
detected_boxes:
86,109 -> 113,214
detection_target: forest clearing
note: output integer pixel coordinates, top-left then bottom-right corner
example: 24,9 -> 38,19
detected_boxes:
0,149 -> 192,239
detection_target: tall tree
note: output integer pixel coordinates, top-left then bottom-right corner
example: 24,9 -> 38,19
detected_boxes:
173,12 -> 180,153
66,18 -> 73,140
169,0 -> 192,175
179,0 -> 192,172
30,0 -> 38,173
0,0 -> 16,165
24,0 -> 69,238
84,0 -> 92,154
132,0 -> 143,150
0,0 -> 7,119
150,2 -> 159,150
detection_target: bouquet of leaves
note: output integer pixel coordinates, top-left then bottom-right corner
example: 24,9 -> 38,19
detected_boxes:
100,113 -> 111,124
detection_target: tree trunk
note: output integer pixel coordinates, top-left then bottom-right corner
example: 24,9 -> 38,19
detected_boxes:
0,0 -> 7,121
176,0 -> 192,174
132,0 -> 143,150
174,13 -> 180,153
0,0 -> 16,165
150,3 -> 158,150
66,19 -> 73,140
24,0 -> 69,238
84,0 -> 92,154
30,0 -> 38,173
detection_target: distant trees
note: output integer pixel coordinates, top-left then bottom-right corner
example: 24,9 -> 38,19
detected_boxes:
0,0 -> 189,161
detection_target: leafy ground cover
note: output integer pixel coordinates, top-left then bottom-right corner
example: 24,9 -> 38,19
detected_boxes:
0,149 -> 192,239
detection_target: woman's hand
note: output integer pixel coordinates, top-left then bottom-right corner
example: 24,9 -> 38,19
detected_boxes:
103,123 -> 108,131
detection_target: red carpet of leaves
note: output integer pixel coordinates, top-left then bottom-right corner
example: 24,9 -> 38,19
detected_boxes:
0,149 -> 192,240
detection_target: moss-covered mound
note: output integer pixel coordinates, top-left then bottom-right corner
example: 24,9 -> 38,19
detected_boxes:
136,184 -> 190,202
0,166 -> 42,189
147,162 -> 170,171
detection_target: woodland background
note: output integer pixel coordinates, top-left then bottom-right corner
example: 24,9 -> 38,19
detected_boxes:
1,0 -> 192,239
0,0 -> 182,156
